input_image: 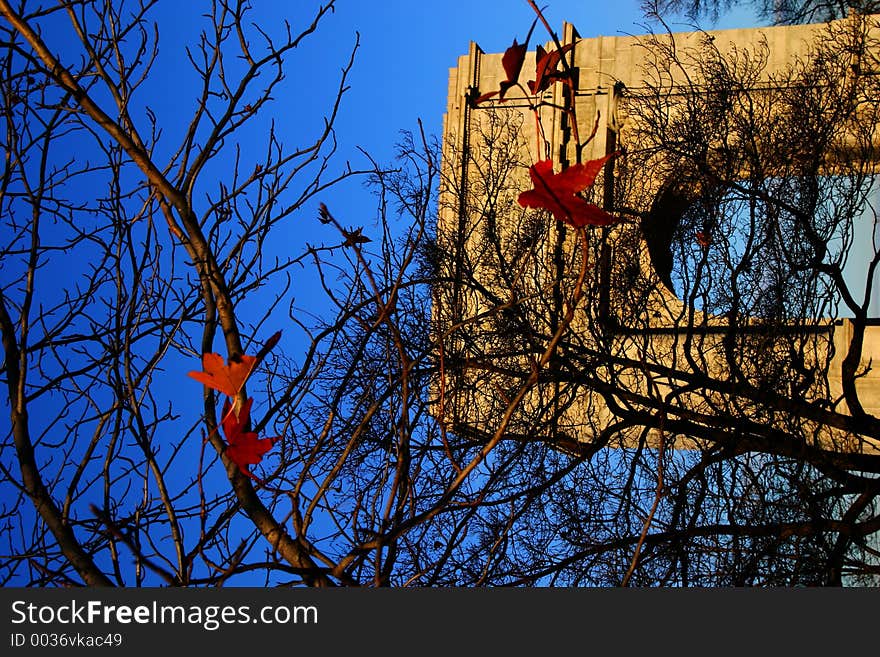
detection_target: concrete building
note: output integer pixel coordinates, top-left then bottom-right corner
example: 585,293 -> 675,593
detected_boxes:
435,13 -> 880,457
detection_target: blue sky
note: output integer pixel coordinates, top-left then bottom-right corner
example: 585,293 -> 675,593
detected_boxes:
122,1 -> 765,268
132,1 -> 765,194
199,0 -> 763,321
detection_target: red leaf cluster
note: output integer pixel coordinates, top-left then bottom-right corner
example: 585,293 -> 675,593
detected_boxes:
188,333 -> 281,480
475,38 -> 574,104
517,154 -> 620,228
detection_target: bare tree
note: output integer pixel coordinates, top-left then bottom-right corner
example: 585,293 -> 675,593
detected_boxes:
651,0 -> 880,24
0,0 -> 582,588
0,0 -> 371,586
2,0 -> 879,588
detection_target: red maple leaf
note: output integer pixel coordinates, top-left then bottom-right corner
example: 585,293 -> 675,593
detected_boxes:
221,398 -> 277,477
188,352 -> 257,398
498,38 -> 528,97
474,18 -> 539,104
474,38 -> 527,104
517,154 -> 620,228
696,230 -> 711,248
528,43 -> 574,95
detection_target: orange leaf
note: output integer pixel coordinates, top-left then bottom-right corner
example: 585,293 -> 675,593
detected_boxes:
188,352 -> 257,398
518,154 -> 620,228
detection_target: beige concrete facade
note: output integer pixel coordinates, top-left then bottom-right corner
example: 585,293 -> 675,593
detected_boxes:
437,13 -> 880,456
